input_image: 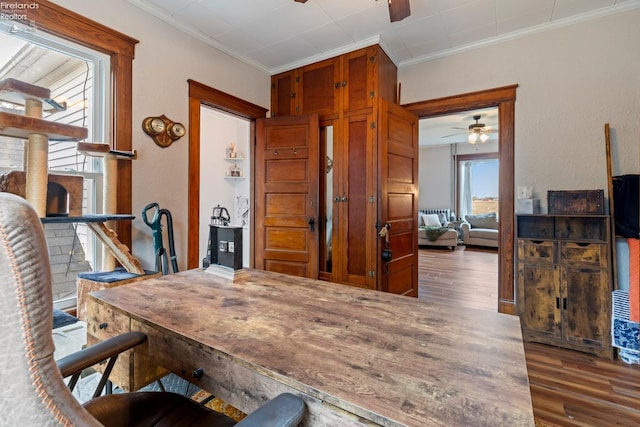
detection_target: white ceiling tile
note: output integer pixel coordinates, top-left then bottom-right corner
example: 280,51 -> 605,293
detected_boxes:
335,3 -> 390,40
144,0 -> 198,14
407,36 -> 452,57
552,0 -> 618,20
440,0 -> 498,35
495,0 -> 555,20
129,0 -> 637,73
497,8 -> 554,35
435,0 -> 490,13
447,21 -> 498,47
299,23 -> 355,53
267,36 -> 321,63
314,0 -> 377,21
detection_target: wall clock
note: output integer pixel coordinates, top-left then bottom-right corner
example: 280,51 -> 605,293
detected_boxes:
142,115 -> 186,148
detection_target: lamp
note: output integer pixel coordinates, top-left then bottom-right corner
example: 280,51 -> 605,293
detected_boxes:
467,115 -> 490,144
468,130 -> 489,144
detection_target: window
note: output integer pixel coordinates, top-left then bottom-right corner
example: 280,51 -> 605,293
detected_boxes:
457,154 -> 499,218
0,20 -> 110,309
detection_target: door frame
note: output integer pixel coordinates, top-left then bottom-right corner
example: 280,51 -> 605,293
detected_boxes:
403,84 -> 517,314
187,80 -> 268,269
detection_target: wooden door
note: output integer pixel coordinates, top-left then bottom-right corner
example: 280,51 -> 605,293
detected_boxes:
377,100 -> 419,296
255,114 -> 319,278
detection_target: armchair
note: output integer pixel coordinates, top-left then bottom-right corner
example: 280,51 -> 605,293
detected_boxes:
460,212 -> 499,248
0,192 -> 305,427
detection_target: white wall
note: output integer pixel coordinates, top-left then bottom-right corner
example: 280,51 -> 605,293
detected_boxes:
419,140 -> 498,212
51,2 -> 639,268
53,0 -> 270,270
402,8 -> 640,212
199,107 -> 251,268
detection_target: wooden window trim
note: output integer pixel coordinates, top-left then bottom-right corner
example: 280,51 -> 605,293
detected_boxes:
403,84 -> 517,314
13,0 -> 139,246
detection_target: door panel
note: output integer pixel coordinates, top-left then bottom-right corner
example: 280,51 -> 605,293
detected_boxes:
299,58 -> 340,117
256,114 -> 319,279
343,112 -> 377,289
378,100 -> 419,296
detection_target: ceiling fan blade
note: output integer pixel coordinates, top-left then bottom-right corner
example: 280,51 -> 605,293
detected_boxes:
441,132 -> 463,138
294,0 -> 308,3
388,0 -> 410,22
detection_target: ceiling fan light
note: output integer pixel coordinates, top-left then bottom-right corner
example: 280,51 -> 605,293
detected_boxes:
480,133 -> 489,143
468,133 -> 478,144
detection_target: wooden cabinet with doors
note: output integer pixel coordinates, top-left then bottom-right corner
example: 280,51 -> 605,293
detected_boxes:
516,214 -> 612,358
271,45 -> 397,118
262,44 -> 419,296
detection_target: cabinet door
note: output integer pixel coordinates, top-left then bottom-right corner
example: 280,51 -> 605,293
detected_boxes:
271,70 -> 297,116
337,112 -> 376,289
342,48 -> 372,113
377,100 -> 419,296
255,114 -> 320,278
298,57 -> 340,118
517,260 -> 561,340
561,265 -> 611,349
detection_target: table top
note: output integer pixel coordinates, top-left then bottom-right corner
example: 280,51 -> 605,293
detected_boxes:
90,268 -> 534,426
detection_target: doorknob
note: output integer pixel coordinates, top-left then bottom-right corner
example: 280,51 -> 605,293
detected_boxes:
308,217 -> 315,232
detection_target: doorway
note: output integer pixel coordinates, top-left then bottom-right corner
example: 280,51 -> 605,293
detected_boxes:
186,80 -> 268,269
404,85 -> 517,314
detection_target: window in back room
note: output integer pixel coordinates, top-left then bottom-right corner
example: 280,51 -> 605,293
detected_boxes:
0,21 -> 110,310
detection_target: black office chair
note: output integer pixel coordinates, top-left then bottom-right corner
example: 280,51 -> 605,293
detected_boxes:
0,192 -> 305,426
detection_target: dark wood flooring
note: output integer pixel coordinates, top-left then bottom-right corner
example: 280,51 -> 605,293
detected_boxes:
418,246 -> 640,427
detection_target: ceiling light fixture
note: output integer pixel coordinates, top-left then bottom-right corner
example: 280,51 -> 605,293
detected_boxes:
468,131 -> 489,144
467,115 -> 490,144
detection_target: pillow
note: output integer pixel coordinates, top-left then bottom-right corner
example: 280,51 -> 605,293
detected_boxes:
465,212 -> 498,230
421,213 -> 442,227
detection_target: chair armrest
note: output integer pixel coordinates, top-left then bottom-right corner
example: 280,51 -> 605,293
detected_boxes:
460,222 -> 471,243
57,331 -> 147,378
236,393 -> 305,427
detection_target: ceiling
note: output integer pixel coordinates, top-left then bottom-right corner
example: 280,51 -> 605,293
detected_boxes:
128,0 -> 637,146
420,107 -> 498,147
129,0 -> 637,75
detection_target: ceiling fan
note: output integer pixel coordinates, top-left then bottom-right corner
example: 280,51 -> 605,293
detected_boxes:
442,115 -> 497,144
294,0 -> 411,23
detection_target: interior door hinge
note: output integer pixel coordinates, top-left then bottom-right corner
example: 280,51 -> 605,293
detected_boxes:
369,270 -> 375,277
295,106 -> 300,113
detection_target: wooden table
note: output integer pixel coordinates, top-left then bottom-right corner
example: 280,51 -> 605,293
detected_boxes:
86,268 -> 534,426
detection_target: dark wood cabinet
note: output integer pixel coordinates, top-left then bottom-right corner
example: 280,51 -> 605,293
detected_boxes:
516,214 -> 612,358
265,45 -> 418,296
270,45 -> 397,118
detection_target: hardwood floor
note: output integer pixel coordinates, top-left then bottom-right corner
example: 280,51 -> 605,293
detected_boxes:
418,246 -> 640,427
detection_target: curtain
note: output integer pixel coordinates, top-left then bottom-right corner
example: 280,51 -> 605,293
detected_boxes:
459,161 -> 473,218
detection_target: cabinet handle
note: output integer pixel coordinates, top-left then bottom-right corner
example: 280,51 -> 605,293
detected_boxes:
334,82 -> 341,89
99,322 -> 108,330
341,80 -> 347,87
563,298 -> 567,310
556,297 -> 560,309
